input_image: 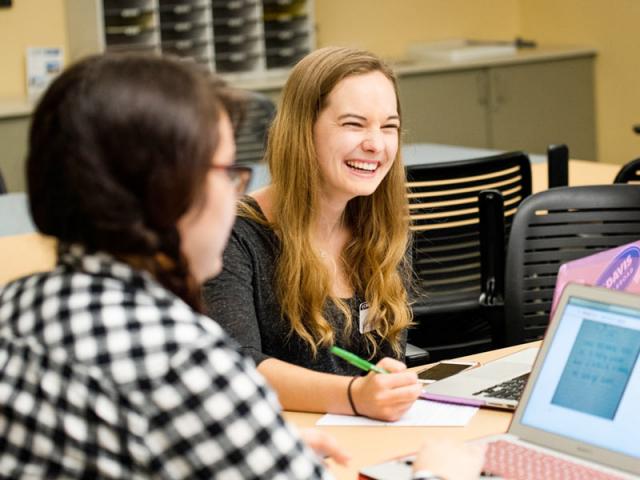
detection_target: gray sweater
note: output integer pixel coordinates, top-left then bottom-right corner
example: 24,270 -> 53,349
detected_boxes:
202,198 -> 405,376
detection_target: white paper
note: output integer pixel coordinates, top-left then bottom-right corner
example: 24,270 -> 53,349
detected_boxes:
316,399 -> 478,427
26,47 -> 64,100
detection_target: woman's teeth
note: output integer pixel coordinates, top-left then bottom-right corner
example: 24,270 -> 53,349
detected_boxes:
346,160 -> 377,172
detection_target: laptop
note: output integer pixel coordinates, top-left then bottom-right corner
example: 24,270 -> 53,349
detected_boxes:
421,242 -> 640,411
420,345 -> 539,410
361,283 -> 640,479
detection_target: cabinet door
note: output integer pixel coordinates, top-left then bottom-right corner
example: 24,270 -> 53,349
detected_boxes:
0,116 -> 29,192
489,57 -> 596,159
398,69 -> 490,148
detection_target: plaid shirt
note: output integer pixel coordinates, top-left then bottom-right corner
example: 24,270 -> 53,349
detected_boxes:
0,245 -> 329,479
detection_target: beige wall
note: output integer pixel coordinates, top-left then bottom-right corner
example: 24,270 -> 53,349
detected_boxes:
2,1 -> 639,164
518,0 -> 640,164
315,0 -> 519,60
0,0 -> 68,97
316,1 -> 640,164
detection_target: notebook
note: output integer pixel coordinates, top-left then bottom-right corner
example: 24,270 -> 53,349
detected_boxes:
420,345 -> 539,410
360,283 -> 640,479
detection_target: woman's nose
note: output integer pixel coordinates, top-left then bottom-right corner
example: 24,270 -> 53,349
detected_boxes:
362,129 -> 384,152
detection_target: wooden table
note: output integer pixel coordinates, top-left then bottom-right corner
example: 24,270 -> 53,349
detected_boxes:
531,158 -> 620,193
284,342 -> 539,480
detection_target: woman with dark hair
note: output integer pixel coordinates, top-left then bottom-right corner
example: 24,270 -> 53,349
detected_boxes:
0,53 -> 333,478
0,54 -> 484,479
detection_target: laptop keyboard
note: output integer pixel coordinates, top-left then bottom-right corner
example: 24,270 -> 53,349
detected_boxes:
483,440 -> 624,480
473,373 -> 529,400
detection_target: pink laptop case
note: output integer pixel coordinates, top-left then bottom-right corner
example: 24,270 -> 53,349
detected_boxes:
551,241 -> 640,316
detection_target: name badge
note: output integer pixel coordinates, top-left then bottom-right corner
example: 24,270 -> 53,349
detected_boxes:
358,302 -> 372,334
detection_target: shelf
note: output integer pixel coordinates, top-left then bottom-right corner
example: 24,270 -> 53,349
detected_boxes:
65,0 -> 315,81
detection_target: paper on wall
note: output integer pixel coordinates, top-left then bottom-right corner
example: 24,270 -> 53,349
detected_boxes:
26,47 -> 64,100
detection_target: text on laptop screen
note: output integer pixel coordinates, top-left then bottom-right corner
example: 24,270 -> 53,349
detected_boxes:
521,296 -> 640,459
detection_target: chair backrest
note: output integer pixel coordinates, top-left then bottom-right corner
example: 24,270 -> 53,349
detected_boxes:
505,184 -> 640,345
234,91 -> 276,164
406,151 -> 531,311
613,157 -> 640,184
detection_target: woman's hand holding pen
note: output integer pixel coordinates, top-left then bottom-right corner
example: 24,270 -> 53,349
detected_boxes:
351,357 -> 422,421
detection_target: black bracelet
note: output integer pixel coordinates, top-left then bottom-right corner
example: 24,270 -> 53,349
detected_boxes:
347,376 -> 360,416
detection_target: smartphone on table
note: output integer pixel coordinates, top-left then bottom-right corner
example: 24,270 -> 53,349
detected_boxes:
417,360 -> 479,384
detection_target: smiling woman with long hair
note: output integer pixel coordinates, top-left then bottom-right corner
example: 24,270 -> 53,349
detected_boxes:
203,47 -> 422,421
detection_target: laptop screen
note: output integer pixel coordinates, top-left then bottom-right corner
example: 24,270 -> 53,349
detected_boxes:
520,295 -> 640,459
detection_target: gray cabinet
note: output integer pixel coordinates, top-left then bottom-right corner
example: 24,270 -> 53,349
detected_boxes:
399,69 -> 488,149
398,55 -> 596,159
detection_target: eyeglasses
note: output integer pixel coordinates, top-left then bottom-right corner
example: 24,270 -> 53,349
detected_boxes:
210,164 -> 253,195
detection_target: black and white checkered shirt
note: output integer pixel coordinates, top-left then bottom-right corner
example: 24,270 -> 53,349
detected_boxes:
0,245 -> 329,479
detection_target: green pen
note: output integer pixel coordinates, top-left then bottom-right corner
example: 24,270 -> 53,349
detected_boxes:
330,346 -> 389,374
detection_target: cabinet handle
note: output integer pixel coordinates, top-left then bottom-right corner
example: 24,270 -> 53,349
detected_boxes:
476,71 -> 489,106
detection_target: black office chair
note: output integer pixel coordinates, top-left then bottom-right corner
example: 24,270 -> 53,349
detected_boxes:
614,157 -> 640,184
503,185 -> 640,345
406,151 -> 532,361
234,91 -> 276,164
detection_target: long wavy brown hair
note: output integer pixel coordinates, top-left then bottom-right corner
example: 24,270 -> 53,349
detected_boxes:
243,46 -> 412,358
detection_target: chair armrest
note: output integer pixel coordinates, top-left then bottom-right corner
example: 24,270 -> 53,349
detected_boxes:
547,144 -> 569,188
478,189 -> 505,307
478,189 -> 507,348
